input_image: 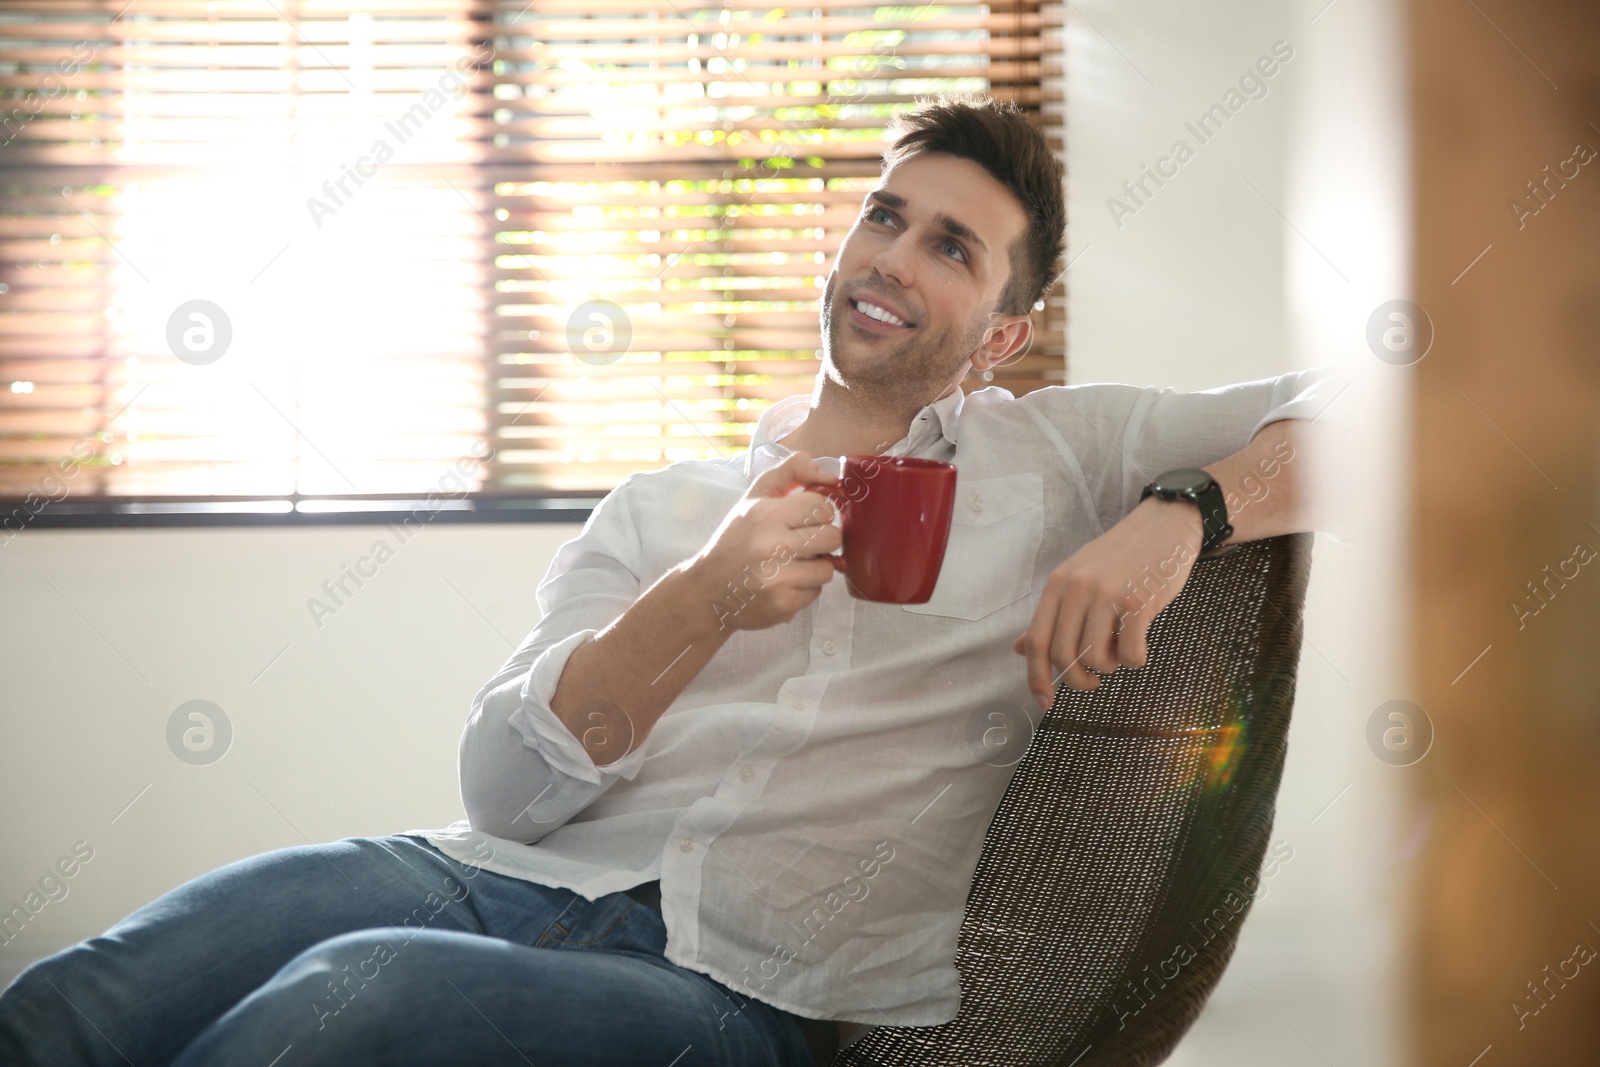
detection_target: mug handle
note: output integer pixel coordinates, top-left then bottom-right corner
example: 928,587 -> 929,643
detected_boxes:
800,481 -> 849,572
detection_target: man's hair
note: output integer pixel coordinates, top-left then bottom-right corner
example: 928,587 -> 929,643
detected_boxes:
881,94 -> 1066,317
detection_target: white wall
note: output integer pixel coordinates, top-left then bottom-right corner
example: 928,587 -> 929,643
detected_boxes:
1067,0 -> 1410,1062
0,522 -> 579,983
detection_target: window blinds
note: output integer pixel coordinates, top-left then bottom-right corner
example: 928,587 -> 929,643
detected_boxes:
0,0 -> 1063,516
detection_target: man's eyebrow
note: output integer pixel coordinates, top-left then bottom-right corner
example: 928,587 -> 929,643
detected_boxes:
864,189 -> 988,258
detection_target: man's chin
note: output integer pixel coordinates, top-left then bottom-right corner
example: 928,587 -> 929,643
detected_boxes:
825,345 -> 898,385
830,322 -> 910,363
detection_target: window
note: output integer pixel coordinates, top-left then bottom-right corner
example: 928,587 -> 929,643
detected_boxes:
0,0 -> 1063,525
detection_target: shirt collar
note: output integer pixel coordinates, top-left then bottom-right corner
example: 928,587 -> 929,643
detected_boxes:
741,387 -> 966,482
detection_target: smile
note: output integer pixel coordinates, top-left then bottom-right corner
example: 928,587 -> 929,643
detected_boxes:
850,297 -> 913,329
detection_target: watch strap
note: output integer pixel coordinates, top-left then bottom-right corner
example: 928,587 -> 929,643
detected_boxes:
1193,479 -> 1237,558
1140,470 -> 1238,558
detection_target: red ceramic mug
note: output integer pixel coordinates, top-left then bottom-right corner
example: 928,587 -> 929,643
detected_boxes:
803,455 -> 958,603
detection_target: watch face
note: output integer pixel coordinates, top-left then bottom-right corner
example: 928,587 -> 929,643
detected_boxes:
1157,468 -> 1213,494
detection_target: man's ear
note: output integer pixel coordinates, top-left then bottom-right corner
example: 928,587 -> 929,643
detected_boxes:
972,314 -> 1033,373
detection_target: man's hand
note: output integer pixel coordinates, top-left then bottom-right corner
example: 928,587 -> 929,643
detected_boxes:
1012,498 -> 1203,708
1012,419 -> 1314,708
686,451 -> 844,633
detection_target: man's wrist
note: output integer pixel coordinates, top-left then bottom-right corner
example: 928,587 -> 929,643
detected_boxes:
675,555 -> 746,640
1140,466 -> 1238,557
1139,495 -> 1205,556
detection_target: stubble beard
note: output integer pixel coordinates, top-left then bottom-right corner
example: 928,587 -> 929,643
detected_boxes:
819,271 -> 986,417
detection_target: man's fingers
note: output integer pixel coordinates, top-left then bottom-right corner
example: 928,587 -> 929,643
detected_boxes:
785,556 -> 841,589
786,488 -> 841,534
791,520 -> 843,559
769,453 -> 845,535
1050,630 -> 1098,692
752,449 -> 836,499
1048,583 -> 1100,692
1079,599 -> 1121,675
1052,645 -> 1097,692
1119,615 -> 1151,668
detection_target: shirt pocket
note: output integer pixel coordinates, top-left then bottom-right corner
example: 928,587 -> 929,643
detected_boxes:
901,471 -> 1044,622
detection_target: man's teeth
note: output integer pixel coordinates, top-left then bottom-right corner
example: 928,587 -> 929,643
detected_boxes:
856,300 -> 907,326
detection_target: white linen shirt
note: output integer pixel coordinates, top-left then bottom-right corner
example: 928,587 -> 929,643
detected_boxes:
405,367 -> 1341,1029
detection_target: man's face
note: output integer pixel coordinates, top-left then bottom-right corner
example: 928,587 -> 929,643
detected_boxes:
820,151 -> 1031,403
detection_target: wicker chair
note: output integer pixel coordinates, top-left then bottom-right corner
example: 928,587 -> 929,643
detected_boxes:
832,532 -> 1314,1067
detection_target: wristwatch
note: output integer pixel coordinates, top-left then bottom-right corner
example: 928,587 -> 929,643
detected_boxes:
1140,468 -> 1238,559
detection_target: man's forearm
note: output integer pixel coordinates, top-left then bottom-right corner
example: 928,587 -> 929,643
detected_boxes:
1017,417 -> 1316,697
1200,417 -> 1308,544
549,560 -> 735,769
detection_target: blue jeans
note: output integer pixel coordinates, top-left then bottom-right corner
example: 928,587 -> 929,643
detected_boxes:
0,835 -> 826,1066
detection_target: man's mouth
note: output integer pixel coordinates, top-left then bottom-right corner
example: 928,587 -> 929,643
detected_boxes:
849,296 -> 914,332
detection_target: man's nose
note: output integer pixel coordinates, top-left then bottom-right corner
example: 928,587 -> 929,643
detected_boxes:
869,232 -> 919,290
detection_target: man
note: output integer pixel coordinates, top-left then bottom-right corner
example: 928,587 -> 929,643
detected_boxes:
0,95 -> 1336,1066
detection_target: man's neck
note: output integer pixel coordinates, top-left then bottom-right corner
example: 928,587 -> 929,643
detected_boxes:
778,377 -> 956,459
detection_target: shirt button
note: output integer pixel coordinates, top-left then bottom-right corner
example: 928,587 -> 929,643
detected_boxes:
791,697 -> 805,710
971,495 -> 985,512
822,640 -> 837,655
677,836 -> 694,853
739,765 -> 756,782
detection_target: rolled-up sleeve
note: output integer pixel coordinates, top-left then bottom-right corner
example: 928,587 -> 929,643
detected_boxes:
458,478 -> 654,843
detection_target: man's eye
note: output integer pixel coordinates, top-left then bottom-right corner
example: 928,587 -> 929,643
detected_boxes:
941,239 -> 966,261
865,206 -> 892,225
